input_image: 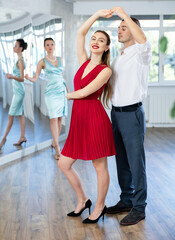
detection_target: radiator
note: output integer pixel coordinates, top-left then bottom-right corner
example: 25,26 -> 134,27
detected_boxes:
143,94 -> 175,124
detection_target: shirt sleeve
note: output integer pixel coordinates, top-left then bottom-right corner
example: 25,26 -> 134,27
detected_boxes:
136,40 -> 152,65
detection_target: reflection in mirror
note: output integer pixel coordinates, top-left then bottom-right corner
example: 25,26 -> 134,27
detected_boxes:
0,8 -> 34,157
30,15 -> 67,159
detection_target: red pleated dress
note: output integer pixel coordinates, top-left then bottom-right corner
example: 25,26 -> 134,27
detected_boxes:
61,60 -> 116,160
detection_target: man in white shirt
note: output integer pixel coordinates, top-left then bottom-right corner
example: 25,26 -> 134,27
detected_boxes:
106,7 -> 152,226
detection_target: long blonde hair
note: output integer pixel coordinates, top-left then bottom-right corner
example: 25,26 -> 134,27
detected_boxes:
95,30 -> 112,108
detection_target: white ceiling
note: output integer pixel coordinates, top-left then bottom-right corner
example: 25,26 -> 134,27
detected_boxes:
66,0 -> 175,1
0,7 -> 27,24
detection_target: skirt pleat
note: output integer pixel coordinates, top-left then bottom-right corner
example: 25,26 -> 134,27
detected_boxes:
61,99 -> 116,160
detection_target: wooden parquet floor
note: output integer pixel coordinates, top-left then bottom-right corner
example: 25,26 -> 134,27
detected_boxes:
0,128 -> 175,240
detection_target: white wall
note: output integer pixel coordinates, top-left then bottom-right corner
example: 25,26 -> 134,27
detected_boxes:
145,86 -> 175,127
0,0 -> 72,17
74,1 -> 175,15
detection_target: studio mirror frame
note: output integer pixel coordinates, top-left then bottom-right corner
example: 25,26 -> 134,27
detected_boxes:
0,10 -> 68,166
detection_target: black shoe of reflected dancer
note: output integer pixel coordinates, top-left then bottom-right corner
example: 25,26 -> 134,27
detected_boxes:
82,205 -> 107,224
106,200 -> 132,214
13,139 -> 27,146
67,199 -> 92,217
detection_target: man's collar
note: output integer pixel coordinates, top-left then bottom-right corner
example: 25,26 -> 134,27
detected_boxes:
119,43 -> 136,55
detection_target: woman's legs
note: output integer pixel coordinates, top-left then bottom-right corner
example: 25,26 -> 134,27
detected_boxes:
89,157 -> 109,220
50,118 -> 60,156
19,115 -> 26,138
0,115 -> 14,149
58,117 -> 62,136
58,155 -> 88,213
13,115 -> 26,145
50,117 -> 62,157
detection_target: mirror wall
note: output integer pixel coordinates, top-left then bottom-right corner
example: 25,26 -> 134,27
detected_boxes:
0,8 -> 34,157
0,8 -> 66,159
32,14 -> 66,144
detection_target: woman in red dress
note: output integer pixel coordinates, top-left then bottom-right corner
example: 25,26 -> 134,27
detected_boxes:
58,9 -> 116,224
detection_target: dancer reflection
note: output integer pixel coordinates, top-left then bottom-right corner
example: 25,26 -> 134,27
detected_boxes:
0,39 -> 27,150
25,38 -> 68,160
58,10 -> 116,224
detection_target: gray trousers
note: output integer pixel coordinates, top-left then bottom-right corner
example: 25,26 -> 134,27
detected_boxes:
111,106 -> 147,212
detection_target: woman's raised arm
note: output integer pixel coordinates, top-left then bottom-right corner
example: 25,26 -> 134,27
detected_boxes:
76,9 -> 113,66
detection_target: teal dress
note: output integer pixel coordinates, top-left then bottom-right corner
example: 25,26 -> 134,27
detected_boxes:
9,59 -> 25,116
43,57 -> 67,119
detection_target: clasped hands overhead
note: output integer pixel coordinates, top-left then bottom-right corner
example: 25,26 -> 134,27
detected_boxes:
95,7 -> 127,20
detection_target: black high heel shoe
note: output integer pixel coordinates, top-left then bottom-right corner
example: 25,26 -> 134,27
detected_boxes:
54,145 -> 61,160
13,139 -> 27,146
51,144 -> 55,149
67,199 -> 92,217
51,144 -> 55,152
82,205 -> 107,224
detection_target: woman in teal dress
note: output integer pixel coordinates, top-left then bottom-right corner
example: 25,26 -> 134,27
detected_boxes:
25,38 -> 68,160
0,39 -> 28,150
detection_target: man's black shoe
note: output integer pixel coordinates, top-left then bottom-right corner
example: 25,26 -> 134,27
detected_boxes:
120,208 -> 145,226
106,200 -> 132,214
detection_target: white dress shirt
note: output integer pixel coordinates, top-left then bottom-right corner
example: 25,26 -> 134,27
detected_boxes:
111,40 -> 152,107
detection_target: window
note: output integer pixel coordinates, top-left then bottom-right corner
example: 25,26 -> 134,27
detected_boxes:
145,30 -> 159,83
163,16 -> 175,82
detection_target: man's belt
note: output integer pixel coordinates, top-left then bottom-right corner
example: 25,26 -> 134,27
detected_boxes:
112,102 -> 142,112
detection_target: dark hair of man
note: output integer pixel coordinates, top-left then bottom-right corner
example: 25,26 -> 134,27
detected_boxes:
122,17 -> 141,28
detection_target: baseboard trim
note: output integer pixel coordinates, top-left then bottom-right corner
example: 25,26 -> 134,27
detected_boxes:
0,133 -> 67,167
146,123 -> 175,127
